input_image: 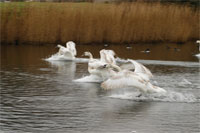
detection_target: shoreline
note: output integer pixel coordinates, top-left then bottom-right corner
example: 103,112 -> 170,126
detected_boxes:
0,41 -> 196,45
0,40 -> 197,45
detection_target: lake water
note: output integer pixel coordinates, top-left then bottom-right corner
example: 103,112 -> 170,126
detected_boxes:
0,43 -> 200,133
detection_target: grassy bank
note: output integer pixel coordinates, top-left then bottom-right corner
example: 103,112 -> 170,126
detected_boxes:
0,2 -> 199,44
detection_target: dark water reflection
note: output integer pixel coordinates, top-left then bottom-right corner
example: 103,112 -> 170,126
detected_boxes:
0,44 -> 200,133
76,42 -> 199,62
1,42 -> 199,65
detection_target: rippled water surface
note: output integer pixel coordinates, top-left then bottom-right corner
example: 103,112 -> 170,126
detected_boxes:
0,44 -> 200,133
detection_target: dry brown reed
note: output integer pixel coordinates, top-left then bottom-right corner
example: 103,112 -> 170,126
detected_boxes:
0,2 -> 199,44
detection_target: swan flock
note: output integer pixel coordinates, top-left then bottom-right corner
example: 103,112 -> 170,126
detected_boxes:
53,41 -> 167,96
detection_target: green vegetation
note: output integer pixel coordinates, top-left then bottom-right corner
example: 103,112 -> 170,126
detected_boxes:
0,2 -> 199,44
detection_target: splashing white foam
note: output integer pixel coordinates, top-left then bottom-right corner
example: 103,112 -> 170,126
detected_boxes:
178,78 -> 192,87
195,53 -> 200,59
45,53 -> 74,61
45,53 -> 90,62
73,75 -> 102,83
109,91 -> 198,103
74,58 -> 89,63
152,81 -> 159,86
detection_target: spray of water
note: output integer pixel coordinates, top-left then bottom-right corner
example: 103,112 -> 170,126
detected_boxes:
109,90 -> 198,103
45,53 -> 89,62
45,53 -> 73,61
73,75 -> 102,83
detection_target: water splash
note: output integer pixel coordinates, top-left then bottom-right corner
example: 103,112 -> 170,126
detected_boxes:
45,53 -> 89,62
152,81 -> 159,86
195,53 -> 200,58
45,53 -> 73,61
73,75 -> 102,83
109,91 -> 198,103
74,58 -> 89,63
178,78 -> 192,87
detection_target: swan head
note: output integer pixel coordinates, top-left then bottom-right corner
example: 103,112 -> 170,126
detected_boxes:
82,51 -> 91,57
57,44 -> 63,48
66,41 -> 76,47
97,63 -> 121,72
97,64 -> 108,70
196,40 -> 200,44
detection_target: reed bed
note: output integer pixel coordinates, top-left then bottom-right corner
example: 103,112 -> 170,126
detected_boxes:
0,2 -> 199,44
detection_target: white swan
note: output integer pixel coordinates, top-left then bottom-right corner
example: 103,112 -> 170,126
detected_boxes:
75,50 -> 117,83
56,41 -> 77,60
74,51 -> 103,83
82,51 -> 107,79
100,63 -> 166,95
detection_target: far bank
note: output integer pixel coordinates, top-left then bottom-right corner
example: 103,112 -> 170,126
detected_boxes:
1,2 -> 199,45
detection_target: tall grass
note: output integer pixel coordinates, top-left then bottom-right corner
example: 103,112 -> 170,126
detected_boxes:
0,2 -> 199,44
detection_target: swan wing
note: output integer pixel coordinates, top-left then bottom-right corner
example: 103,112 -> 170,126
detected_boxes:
106,50 -> 116,64
100,49 -> 107,63
89,60 -> 105,69
57,44 -> 66,49
101,71 -> 147,91
57,45 -> 66,52
146,82 -> 167,93
101,75 -> 131,90
101,71 -> 166,94
70,42 -> 77,56
100,49 -> 116,64
66,41 -> 77,56
57,45 -> 74,59
57,45 -> 67,55
127,59 -> 153,79
106,53 -> 116,64
119,62 -> 135,70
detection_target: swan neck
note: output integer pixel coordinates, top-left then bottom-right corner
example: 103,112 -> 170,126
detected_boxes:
100,51 -> 106,62
89,53 -> 93,60
111,64 -> 121,72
